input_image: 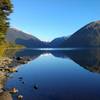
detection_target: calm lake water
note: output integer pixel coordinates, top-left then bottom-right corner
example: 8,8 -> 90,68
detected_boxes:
1,48 -> 100,100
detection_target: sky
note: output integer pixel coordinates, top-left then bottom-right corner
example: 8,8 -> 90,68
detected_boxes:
10,0 -> 100,41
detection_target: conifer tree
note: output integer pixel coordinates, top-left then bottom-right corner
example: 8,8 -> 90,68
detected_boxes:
0,0 -> 13,41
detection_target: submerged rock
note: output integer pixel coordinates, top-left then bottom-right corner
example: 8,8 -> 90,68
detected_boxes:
9,88 -> 18,94
18,95 -> 23,100
18,77 -> 23,80
15,57 -> 30,64
22,82 -> 24,84
34,84 -> 39,90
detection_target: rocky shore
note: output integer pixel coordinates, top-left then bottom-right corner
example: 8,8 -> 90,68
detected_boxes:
0,56 -> 31,79
0,57 -> 12,68
0,56 -> 31,100
0,56 -> 31,67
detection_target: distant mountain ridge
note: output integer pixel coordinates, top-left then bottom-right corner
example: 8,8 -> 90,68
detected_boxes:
6,28 -> 67,48
61,20 -> 100,47
6,28 -> 48,48
49,36 -> 68,48
6,20 -> 100,48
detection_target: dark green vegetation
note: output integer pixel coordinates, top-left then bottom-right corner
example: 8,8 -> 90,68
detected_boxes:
0,0 -> 13,42
0,0 -> 23,48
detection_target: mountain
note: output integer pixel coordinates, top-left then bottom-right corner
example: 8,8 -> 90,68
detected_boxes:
6,28 -> 68,48
6,28 -> 48,48
61,20 -> 100,47
6,20 -> 100,48
49,37 -> 68,48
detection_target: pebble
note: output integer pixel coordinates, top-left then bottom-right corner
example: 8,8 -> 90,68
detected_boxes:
18,95 -> 23,100
18,77 -> 23,80
9,87 -> 18,94
16,70 -> 18,72
22,82 -> 24,84
16,57 -> 23,60
34,84 -> 39,90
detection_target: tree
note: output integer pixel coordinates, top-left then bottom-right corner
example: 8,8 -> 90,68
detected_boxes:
0,0 -> 13,42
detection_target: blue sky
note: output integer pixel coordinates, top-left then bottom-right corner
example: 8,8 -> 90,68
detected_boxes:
10,0 -> 100,41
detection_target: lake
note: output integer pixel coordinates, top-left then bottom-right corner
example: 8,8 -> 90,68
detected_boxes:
1,48 -> 100,100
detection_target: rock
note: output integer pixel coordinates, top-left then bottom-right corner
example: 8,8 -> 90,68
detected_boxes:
18,61 -> 26,64
5,67 -> 17,72
0,57 -> 12,67
16,57 -> 31,64
16,70 -> 18,72
18,95 -> 23,100
0,91 -> 13,100
0,89 -> 3,93
16,57 -> 23,60
22,82 -> 24,84
9,88 -> 18,94
18,77 -> 23,80
9,68 -> 17,72
0,72 -> 5,78
34,84 -> 39,90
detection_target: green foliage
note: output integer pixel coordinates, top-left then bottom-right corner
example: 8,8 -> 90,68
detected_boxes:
0,0 -> 13,42
0,42 -> 25,57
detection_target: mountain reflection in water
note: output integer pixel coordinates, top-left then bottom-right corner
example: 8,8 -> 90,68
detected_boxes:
0,48 -> 100,100
15,48 -> 100,73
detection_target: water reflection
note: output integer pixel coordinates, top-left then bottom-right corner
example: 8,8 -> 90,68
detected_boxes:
15,48 -> 100,73
62,49 -> 100,73
0,48 -> 100,100
0,48 -> 99,73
